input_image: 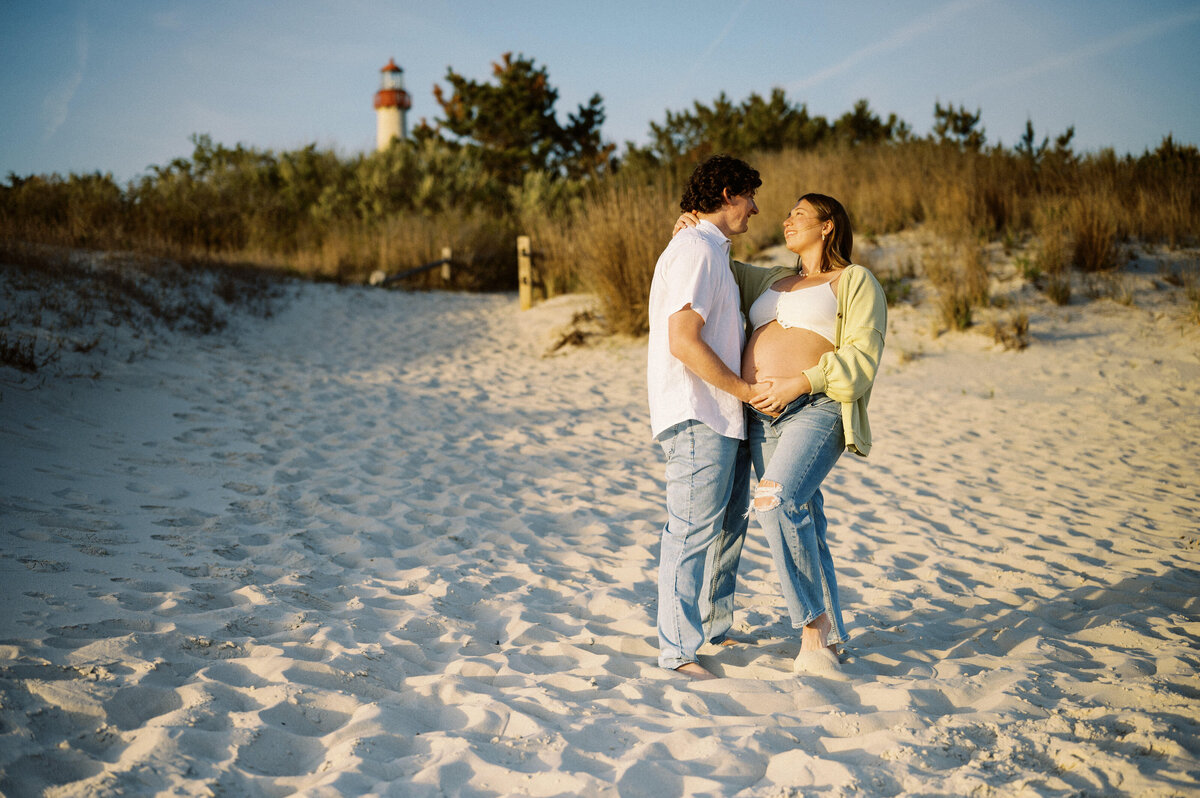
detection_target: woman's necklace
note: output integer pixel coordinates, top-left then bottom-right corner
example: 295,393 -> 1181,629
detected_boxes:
797,253 -> 824,279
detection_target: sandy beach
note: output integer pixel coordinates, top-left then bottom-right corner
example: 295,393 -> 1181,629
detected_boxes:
1,245 -> 1198,797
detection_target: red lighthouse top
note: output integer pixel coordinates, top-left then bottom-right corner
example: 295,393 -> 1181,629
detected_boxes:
374,58 -> 411,110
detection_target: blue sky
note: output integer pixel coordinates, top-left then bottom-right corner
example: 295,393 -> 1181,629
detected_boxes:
2,0 -> 1198,182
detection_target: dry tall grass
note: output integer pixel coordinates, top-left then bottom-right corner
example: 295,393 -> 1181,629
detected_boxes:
1185,271 -> 1200,324
1069,194 -> 1121,272
3,137 -> 1196,337
921,236 -> 991,330
1033,204 -> 1072,305
537,178 -> 677,336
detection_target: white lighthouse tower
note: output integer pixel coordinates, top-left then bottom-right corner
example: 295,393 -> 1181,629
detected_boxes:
374,58 -> 411,150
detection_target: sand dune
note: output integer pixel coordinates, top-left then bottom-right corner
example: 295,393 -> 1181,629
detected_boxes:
1,249 -> 1198,796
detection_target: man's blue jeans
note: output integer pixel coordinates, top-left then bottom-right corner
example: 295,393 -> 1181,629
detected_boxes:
748,393 -> 848,644
656,420 -> 750,669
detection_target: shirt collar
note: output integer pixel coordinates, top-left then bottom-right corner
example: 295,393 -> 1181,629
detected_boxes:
694,219 -> 731,252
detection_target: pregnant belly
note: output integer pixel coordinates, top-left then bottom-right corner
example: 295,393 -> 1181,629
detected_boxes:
741,322 -> 835,383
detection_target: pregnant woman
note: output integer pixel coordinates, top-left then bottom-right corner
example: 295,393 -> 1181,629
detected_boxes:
677,192 -> 887,672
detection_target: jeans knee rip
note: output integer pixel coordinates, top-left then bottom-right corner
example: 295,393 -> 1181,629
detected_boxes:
751,480 -> 783,516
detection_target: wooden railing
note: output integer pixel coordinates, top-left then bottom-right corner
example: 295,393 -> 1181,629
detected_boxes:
368,246 -> 455,288
370,238 -> 545,310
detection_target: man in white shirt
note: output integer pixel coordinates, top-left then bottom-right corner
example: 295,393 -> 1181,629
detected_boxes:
647,155 -> 763,679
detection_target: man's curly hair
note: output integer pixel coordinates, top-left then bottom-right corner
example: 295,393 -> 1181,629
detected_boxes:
679,155 -> 761,213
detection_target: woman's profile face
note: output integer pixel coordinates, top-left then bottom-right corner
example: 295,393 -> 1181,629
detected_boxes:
782,199 -> 826,254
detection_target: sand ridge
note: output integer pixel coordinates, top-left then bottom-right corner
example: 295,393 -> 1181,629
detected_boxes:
1,261 -> 1198,796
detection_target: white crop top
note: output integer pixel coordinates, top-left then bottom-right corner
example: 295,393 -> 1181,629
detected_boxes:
748,282 -> 838,344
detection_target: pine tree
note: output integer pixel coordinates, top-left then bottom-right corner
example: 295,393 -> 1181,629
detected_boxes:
430,53 -> 612,185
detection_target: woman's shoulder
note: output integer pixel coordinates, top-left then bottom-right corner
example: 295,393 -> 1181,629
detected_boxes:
841,264 -> 888,323
732,259 -> 796,276
843,263 -> 884,289
732,260 -> 797,292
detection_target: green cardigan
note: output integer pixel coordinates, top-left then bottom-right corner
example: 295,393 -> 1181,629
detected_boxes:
731,259 -> 796,321
731,260 -> 887,457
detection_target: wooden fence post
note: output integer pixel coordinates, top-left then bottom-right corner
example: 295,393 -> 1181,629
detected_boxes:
441,247 -> 452,282
518,235 -> 533,311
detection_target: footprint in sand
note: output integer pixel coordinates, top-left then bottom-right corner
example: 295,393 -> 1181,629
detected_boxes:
124,481 -> 189,499
233,728 -> 328,777
18,556 -> 69,572
104,686 -> 184,731
274,469 -> 309,484
108,576 -> 175,594
151,508 -> 216,528
71,543 -> 111,557
259,692 -> 356,737
222,481 -> 265,496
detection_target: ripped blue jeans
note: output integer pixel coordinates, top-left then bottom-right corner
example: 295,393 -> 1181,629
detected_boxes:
748,393 -> 848,644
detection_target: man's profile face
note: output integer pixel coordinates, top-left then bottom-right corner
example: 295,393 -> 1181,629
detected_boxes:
724,190 -> 759,235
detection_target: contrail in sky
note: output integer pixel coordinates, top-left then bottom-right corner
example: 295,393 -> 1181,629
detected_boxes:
696,0 -> 754,65
42,12 -> 88,140
787,0 -> 991,93
963,7 -> 1200,96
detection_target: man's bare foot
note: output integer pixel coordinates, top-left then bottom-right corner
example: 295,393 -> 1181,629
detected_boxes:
674,662 -> 718,680
800,613 -> 832,652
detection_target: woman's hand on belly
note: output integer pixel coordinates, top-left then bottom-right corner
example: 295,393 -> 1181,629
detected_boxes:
742,323 -> 831,413
748,374 -> 812,415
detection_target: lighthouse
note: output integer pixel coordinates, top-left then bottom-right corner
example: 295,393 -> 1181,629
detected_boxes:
374,58 -> 411,150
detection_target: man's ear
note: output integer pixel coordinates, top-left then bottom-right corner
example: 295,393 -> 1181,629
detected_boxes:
721,187 -> 734,205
